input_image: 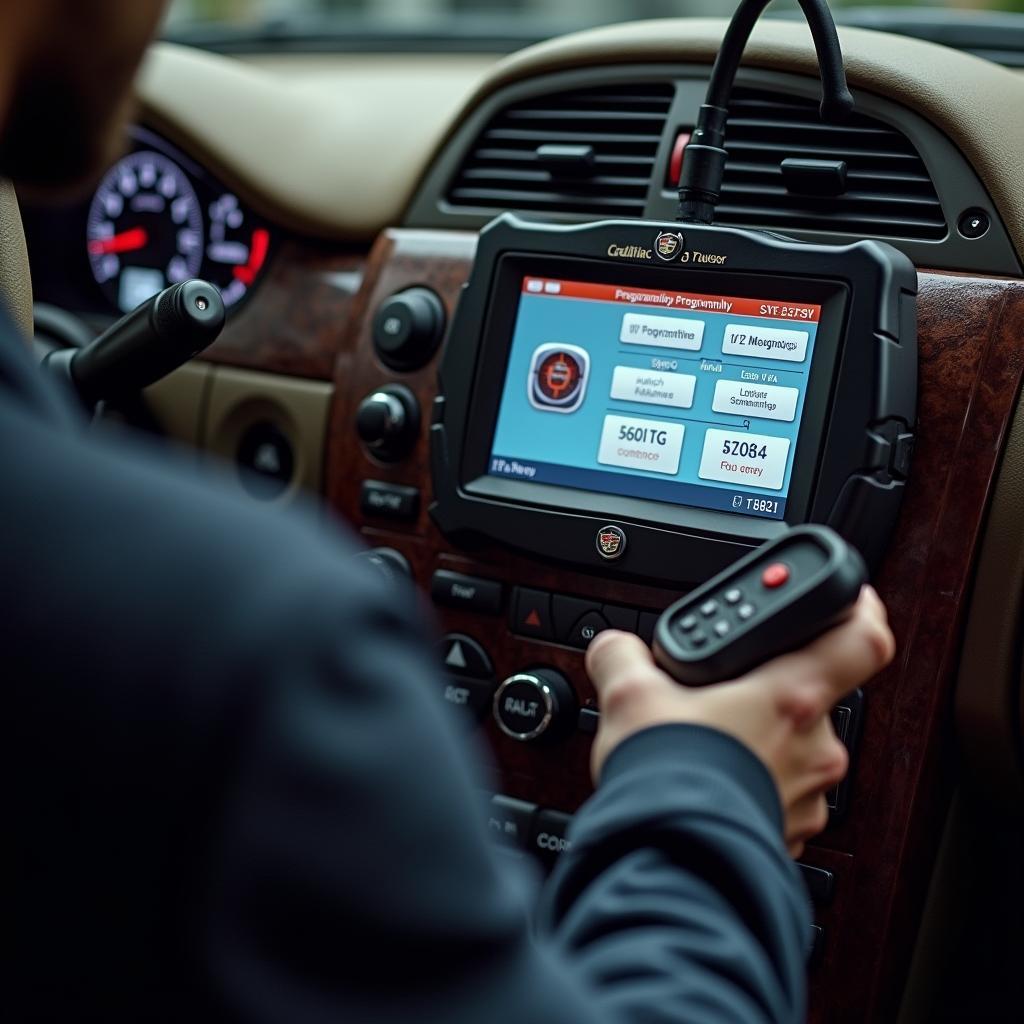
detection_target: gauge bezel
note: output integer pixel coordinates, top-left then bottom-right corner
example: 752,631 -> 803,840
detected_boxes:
86,148 -> 205,315
82,125 -> 274,317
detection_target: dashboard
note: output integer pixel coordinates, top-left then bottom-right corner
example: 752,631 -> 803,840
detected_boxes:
18,17 -> 1024,1024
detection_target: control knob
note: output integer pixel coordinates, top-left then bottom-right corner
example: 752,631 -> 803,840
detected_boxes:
354,547 -> 412,586
356,383 -> 420,461
372,287 -> 446,371
493,668 -> 577,742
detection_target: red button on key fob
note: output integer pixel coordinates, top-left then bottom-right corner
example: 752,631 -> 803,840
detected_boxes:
761,563 -> 790,589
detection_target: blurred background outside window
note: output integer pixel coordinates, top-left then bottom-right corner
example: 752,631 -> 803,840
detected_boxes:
164,1 -> 1024,35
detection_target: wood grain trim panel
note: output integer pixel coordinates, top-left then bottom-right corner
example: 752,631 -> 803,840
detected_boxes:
202,239 -> 365,380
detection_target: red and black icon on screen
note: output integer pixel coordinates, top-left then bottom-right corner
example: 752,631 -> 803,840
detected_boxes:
527,343 -> 590,414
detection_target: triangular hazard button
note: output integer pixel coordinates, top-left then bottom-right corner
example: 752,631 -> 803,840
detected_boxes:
524,609 -> 542,628
445,641 -> 468,669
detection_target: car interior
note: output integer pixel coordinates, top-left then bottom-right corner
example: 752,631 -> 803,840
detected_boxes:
8,1 -> 1023,1020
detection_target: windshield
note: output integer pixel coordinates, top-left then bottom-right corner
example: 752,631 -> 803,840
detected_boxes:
164,1 -> 1024,61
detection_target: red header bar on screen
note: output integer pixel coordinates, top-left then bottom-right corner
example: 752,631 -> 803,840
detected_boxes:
520,277 -> 821,324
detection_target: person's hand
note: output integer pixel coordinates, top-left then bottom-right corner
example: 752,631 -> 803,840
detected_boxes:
585,587 -> 895,856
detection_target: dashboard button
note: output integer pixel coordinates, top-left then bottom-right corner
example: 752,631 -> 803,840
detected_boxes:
638,611 -> 660,645
511,588 -> 554,641
431,570 -> 503,614
809,925 -> 825,966
567,611 -> 610,650
356,384 -> 420,461
957,208 -> 990,240
237,422 -> 294,499
439,634 -> 493,679
442,678 -> 494,721
531,809 -> 574,863
355,547 -> 411,585
602,605 -> 639,634
360,480 -> 420,521
372,287 -> 446,371
577,707 -> 600,735
439,635 -> 495,720
830,705 -> 852,743
553,595 -> 601,642
488,795 -> 536,849
797,863 -> 835,905
493,669 -> 576,742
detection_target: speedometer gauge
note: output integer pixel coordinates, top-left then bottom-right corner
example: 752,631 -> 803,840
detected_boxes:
205,192 -> 270,308
87,150 -> 203,313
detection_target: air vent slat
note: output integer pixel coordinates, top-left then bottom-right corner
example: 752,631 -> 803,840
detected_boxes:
449,188 -> 645,214
461,168 -> 652,189
726,118 -> 899,141
724,162 -> 932,187
716,203 -> 946,234
713,86 -> 947,240
719,181 -> 943,210
503,110 -> 670,126
483,128 -> 663,146
447,83 -> 673,217
724,140 -> 922,164
446,82 -> 947,240
472,148 -> 656,168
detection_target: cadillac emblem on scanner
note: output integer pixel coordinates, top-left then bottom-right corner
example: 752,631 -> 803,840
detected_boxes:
655,231 -> 684,260
596,525 -> 627,560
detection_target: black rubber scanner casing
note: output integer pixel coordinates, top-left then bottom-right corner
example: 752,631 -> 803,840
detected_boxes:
431,215 -> 917,585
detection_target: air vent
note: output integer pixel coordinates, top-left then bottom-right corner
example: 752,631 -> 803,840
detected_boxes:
718,88 -> 947,240
446,83 -> 674,218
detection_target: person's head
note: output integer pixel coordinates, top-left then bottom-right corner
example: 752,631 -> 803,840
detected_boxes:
0,0 -> 168,198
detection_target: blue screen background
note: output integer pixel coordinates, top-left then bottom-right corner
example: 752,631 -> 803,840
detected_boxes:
487,279 -> 821,522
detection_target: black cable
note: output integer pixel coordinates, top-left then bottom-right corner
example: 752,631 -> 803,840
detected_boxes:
677,0 -> 855,226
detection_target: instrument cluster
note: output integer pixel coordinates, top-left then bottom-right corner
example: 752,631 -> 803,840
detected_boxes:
22,125 -> 273,321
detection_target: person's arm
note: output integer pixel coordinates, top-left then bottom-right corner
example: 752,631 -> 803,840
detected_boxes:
6,392 -> 890,1023
193,557 -> 888,1024
537,726 -> 809,1023
531,613 -> 893,1023
192,573 -> 804,1024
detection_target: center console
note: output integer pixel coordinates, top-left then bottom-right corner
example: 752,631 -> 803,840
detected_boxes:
335,211 -> 918,838
324,223 -> 1024,1024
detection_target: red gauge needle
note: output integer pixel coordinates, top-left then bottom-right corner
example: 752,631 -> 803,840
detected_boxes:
88,227 -> 149,256
233,228 -> 270,286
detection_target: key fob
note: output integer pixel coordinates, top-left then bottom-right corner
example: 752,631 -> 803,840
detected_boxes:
653,525 -> 866,686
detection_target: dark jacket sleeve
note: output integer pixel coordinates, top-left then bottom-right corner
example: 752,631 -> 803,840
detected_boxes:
538,726 -> 811,1023
193,571 -> 810,1024
5,386 -> 810,1023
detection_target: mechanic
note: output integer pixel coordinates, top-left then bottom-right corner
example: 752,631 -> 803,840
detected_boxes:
4,2 -> 894,1021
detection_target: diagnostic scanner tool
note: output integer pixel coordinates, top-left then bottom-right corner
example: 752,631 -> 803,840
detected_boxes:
652,524 -> 866,686
431,0 -> 917,586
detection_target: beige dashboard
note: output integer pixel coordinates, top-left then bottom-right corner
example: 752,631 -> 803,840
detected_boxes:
136,18 -> 1024,259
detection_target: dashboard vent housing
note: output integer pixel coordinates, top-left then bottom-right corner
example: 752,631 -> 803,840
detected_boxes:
718,88 -> 947,240
445,83 -> 673,218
